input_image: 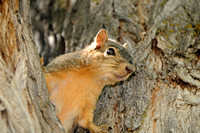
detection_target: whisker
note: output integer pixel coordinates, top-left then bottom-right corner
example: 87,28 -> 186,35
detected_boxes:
87,66 -> 119,71
112,57 -> 120,63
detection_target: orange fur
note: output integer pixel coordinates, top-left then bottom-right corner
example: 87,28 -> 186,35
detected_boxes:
45,68 -> 105,132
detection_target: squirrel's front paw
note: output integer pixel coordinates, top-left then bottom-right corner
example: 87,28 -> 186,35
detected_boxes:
90,126 -> 108,133
99,124 -> 111,132
99,130 -> 108,133
88,123 -> 111,133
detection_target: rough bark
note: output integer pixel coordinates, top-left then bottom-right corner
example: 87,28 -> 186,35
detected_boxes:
0,0 -> 63,132
31,0 -> 200,133
1,0 -> 198,133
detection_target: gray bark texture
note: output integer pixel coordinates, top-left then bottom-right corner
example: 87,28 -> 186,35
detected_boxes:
0,0 -> 199,133
0,0 -> 63,132
31,0 -> 200,132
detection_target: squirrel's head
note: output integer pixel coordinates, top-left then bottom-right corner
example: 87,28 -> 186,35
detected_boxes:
88,29 -> 135,85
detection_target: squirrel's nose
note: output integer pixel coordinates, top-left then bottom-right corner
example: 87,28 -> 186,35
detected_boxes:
125,66 -> 133,74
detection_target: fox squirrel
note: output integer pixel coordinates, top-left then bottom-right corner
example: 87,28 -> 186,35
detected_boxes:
44,29 -> 135,133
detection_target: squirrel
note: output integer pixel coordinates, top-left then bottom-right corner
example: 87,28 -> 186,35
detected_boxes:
44,29 -> 135,133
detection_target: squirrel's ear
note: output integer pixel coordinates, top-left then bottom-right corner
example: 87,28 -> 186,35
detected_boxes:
123,43 -> 127,49
94,29 -> 108,49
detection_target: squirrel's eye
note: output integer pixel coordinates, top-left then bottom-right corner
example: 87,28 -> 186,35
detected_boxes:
106,48 -> 115,55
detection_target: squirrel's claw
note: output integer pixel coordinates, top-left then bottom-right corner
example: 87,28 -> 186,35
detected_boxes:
99,124 -> 111,131
87,123 -> 110,133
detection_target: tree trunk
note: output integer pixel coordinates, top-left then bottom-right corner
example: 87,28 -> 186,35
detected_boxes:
31,0 -> 200,132
0,0 -> 63,132
1,0 -> 199,133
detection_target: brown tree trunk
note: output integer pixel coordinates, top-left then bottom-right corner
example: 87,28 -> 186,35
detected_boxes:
0,0 -> 63,132
1,0 -> 200,133
31,0 -> 200,133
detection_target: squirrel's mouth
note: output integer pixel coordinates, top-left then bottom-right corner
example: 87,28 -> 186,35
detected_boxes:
113,73 -> 130,79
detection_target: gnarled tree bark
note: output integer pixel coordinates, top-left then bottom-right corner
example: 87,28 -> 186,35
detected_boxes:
0,0 -> 199,133
0,0 -> 63,132
31,0 -> 200,132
